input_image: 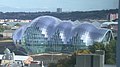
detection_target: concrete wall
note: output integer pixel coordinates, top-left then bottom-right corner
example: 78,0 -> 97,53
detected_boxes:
75,54 -> 104,67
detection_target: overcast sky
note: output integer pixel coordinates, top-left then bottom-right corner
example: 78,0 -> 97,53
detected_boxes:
0,0 -> 119,12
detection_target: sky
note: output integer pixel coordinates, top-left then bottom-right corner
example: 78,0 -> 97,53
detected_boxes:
0,0 -> 119,12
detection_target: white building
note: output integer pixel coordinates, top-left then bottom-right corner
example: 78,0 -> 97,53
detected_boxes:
3,30 -> 15,38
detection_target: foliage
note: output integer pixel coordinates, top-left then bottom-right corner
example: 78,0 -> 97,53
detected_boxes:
48,63 -> 57,67
0,26 -> 5,32
75,50 -> 91,55
89,42 -> 105,53
56,56 -> 75,67
0,25 -> 10,32
48,40 -> 116,67
48,50 -> 91,67
105,40 -> 116,64
0,9 -> 118,20
15,23 -> 21,26
89,40 -> 116,64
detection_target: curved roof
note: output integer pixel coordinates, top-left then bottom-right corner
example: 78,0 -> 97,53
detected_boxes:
54,22 -> 73,43
29,16 -> 61,28
92,21 -> 101,28
13,16 -> 113,46
13,25 -> 28,42
71,23 -> 113,45
30,16 -> 61,38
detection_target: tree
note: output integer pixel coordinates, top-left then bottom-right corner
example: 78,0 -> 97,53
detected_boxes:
54,50 -> 91,67
15,23 -> 21,26
89,42 -> 105,53
105,40 -> 116,64
48,63 -> 57,67
89,40 -> 116,64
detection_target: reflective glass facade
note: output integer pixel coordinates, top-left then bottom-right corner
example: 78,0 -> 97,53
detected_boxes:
13,16 -> 113,54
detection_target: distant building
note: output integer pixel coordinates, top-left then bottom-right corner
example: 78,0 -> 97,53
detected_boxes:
109,13 -> 118,21
57,8 -> 62,13
101,22 -> 118,38
3,30 -> 15,38
0,19 -> 31,22
11,26 -> 20,30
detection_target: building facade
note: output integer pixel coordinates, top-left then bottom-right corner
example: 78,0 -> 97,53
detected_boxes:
3,30 -> 15,38
13,16 -> 113,54
57,8 -> 62,13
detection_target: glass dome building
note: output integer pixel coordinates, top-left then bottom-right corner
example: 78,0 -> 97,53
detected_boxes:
13,16 -> 113,54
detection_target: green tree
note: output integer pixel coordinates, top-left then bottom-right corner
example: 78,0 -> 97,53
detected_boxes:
48,40 -> 116,67
89,42 -> 105,53
89,40 -> 116,64
15,23 -> 21,26
55,50 -> 91,67
48,63 -> 57,67
105,40 -> 116,64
